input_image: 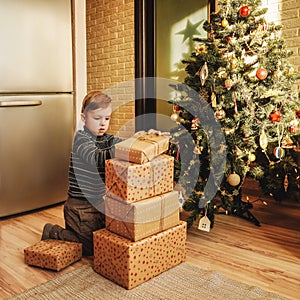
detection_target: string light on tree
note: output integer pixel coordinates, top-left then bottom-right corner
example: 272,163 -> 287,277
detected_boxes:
248,153 -> 256,162
227,173 -> 241,186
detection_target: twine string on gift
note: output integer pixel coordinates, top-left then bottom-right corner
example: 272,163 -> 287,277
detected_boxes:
159,195 -> 165,232
105,197 -> 134,240
135,135 -> 162,162
105,161 -> 129,200
105,160 -> 156,203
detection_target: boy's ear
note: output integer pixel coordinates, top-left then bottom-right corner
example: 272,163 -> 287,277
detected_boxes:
80,113 -> 86,123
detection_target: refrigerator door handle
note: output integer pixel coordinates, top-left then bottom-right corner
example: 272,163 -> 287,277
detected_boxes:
0,100 -> 42,107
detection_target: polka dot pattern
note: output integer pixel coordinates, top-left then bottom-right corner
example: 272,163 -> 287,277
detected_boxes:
93,221 -> 187,289
114,133 -> 170,164
105,154 -> 174,202
24,240 -> 82,271
105,191 -> 179,241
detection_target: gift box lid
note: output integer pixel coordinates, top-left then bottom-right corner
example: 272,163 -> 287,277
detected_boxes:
114,131 -> 170,164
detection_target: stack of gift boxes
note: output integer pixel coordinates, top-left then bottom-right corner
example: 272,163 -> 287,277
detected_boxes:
93,131 -> 187,289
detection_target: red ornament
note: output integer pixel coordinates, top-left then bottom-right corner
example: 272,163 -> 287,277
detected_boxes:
256,68 -> 268,80
239,6 -> 250,17
174,105 -> 180,111
296,110 -> 300,117
269,110 -> 281,122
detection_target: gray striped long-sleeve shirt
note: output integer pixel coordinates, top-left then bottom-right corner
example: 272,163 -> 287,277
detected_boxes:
68,126 -> 122,207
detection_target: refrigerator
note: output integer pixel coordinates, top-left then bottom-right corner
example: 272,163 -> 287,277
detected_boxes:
0,0 -> 74,217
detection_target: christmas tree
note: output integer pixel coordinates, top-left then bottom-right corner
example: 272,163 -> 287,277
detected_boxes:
168,0 -> 300,228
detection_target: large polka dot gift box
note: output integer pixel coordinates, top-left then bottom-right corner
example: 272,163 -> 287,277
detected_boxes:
105,154 -> 174,203
93,221 -> 186,289
24,239 -> 82,271
114,131 -> 170,164
105,190 -> 179,241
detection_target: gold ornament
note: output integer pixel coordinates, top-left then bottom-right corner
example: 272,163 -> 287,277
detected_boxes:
221,18 -> 229,28
227,173 -> 241,186
224,78 -> 233,89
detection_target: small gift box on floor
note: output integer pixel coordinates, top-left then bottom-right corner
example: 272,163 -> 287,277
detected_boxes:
24,239 -> 82,271
93,221 -> 187,289
114,130 -> 170,164
105,190 -> 180,241
105,154 -> 174,203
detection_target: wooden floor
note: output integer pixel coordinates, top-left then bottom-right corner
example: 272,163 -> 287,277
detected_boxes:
1,178 -> 299,299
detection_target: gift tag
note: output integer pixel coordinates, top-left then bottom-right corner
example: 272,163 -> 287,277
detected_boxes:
198,215 -> 211,232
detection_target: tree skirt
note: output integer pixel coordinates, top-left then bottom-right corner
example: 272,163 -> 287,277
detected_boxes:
8,263 -> 290,300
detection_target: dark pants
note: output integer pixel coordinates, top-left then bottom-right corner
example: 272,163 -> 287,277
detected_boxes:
49,197 -> 105,256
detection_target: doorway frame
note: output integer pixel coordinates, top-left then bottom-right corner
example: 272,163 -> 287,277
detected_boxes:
134,0 -> 216,130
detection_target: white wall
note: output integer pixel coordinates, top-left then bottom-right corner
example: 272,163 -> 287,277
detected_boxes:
261,0 -> 281,24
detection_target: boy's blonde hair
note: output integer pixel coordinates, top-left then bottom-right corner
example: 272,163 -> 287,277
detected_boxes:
81,90 -> 112,113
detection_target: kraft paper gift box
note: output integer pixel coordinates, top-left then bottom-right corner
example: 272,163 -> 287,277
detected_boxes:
105,190 -> 179,241
105,154 -> 174,203
114,131 -> 170,164
93,221 -> 187,290
24,239 -> 82,271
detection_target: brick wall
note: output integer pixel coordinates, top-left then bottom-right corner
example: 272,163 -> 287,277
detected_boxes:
86,0 -> 135,138
262,0 -> 300,90
281,0 -> 300,90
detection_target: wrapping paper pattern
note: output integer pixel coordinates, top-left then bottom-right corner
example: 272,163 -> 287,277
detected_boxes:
24,239 -> 82,271
105,154 -> 174,202
114,133 -> 170,164
105,191 -> 179,241
93,221 -> 187,289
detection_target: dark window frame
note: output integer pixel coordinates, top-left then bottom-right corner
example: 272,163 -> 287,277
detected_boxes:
134,0 -> 216,130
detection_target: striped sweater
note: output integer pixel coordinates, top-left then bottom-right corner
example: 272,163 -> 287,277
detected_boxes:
68,126 -> 122,207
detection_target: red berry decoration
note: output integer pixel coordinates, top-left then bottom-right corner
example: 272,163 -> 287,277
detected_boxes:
269,110 -> 281,122
239,5 -> 250,17
296,110 -> 300,117
256,68 -> 268,80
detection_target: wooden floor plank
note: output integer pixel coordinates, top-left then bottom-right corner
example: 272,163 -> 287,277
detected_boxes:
0,180 -> 299,299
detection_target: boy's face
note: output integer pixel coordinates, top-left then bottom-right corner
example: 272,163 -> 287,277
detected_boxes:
81,105 -> 112,136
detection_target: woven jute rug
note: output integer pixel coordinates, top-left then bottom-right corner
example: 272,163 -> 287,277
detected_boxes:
8,263 -> 290,300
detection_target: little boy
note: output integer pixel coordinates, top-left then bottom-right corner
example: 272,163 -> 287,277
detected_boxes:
41,91 -> 122,256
